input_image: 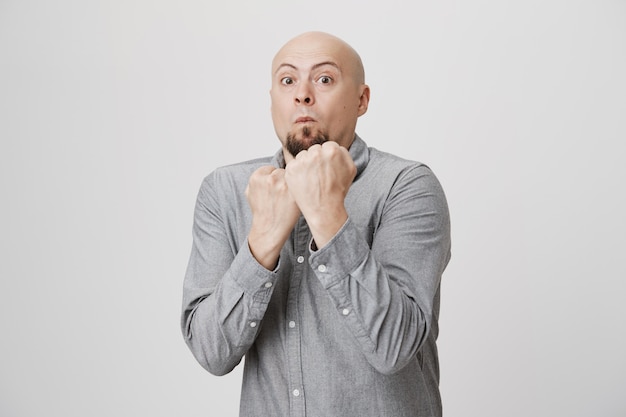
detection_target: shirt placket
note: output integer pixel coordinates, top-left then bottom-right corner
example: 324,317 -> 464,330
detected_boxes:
286,217 -> 309,417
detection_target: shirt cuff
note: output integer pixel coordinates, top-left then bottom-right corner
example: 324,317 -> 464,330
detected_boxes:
230,239 -> 279,304
308,218 -> 369,289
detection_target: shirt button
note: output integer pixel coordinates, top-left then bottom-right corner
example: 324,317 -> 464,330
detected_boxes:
288,321 -> 296,328
317,264 -> 327,272
250,321 -> 257,328
264,282 -> 272,288
297,256 -> 304,264
342,308 -> 350,316
292,389 -> 300,397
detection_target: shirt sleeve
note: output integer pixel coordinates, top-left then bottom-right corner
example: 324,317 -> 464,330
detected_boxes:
308,164 -> 451,375
180,173 -> 278,376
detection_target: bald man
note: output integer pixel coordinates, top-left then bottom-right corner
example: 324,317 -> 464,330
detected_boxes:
181,31 -> 451,417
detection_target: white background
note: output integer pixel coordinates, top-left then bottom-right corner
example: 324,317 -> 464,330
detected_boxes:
1,1 -> 625,416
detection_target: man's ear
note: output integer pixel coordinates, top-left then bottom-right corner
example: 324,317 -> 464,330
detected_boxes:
357,84 -> 370,117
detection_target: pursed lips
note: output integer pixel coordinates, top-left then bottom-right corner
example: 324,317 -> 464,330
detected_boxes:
295,116 -> 315,123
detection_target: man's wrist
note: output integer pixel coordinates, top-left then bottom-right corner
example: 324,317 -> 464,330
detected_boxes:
306,209 -> 348,250
248,233 -> 282,270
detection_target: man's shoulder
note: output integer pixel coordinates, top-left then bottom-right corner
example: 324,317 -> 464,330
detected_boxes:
205,155 -> 274,179
217,155 -> 275,172
367,146 -> 428,172
197,155 -> 276,196
362,146 -> 446,194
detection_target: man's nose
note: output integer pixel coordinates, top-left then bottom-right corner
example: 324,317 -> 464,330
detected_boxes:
294,83 -> 314,105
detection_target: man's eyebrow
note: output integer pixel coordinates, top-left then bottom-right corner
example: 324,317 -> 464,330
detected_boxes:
274,63 -> 297,75
311,61 -> 340,72
274,61 -> 341,75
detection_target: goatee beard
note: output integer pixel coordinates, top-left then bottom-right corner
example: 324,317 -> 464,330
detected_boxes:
285,126 -> 329,158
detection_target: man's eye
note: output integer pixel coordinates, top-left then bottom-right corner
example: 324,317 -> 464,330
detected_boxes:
318,76 -> 332,84
281,77 -> 294,85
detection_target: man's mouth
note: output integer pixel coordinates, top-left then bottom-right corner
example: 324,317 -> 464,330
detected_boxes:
295,117 -> 315,123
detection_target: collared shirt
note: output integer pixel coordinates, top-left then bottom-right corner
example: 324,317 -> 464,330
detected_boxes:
181,135 -> 451,417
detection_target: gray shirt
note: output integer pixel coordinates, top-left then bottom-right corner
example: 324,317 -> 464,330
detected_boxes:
181,135 -> 451,417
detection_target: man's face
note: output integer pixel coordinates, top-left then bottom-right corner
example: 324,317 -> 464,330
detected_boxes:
270,33 -> 369,160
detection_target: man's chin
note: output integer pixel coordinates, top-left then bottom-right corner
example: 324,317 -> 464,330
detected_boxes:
285,128 -> 329,157
299,136 -> 325,148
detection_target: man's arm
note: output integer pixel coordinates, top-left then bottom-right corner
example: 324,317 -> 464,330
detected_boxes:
288,146 -> 451,374
319,166 -> 449,374
180,168 -> 298,375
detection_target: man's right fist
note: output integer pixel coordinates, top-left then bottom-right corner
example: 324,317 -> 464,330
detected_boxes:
246,166 -> 301,270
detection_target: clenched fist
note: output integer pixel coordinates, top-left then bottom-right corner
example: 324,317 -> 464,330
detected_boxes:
285,141 -> 357,249
246,165 -> 301,269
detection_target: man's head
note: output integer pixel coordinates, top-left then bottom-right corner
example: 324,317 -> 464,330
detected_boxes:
270,31 -> 370,160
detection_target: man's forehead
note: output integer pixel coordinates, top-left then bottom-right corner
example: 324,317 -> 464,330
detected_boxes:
271,32 -> 364,83
273,34 -> 349,69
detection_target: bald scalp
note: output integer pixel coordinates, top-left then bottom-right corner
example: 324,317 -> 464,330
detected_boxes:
272,31 -> 365,85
